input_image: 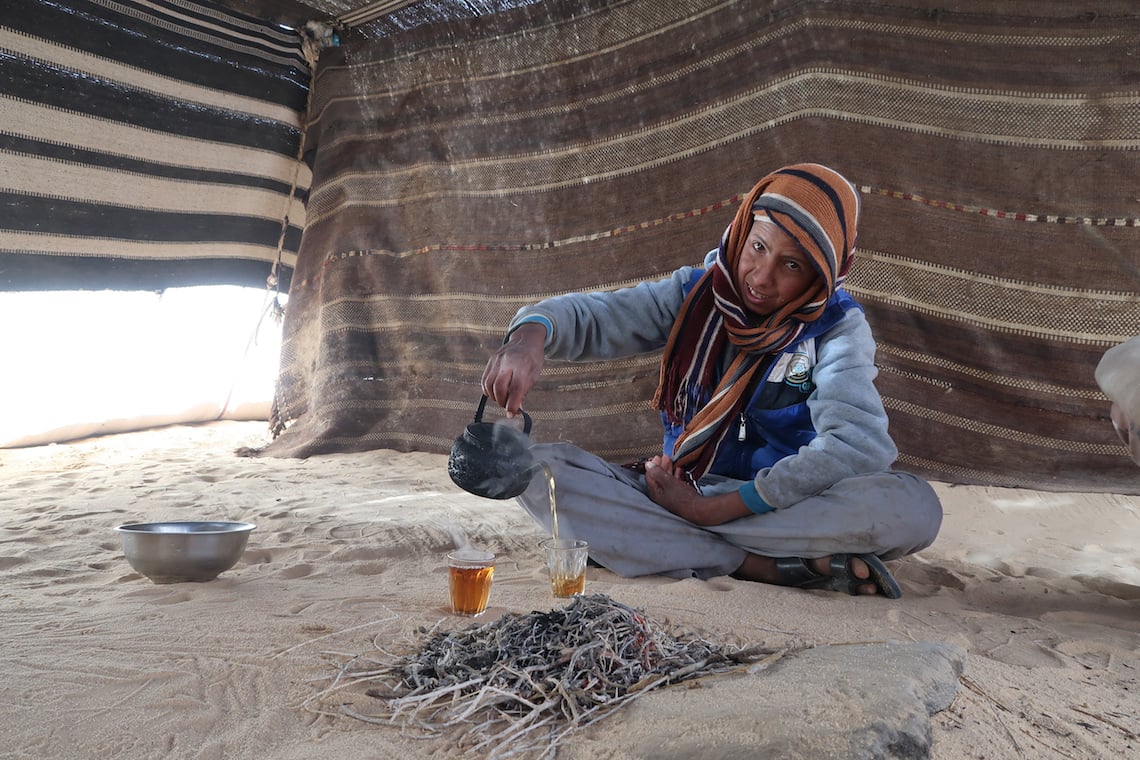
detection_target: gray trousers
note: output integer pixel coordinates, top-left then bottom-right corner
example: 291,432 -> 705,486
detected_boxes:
518,442 -> 943,580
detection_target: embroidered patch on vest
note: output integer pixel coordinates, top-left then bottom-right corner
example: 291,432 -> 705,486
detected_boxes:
783,351 -> 814,392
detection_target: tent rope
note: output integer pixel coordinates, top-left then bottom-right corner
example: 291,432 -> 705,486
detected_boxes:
265,24 -> 338,436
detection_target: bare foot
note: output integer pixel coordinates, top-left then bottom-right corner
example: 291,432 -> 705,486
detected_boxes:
734,553 -> 881,595
809,555 -> 878,595
644,460 -> 699,512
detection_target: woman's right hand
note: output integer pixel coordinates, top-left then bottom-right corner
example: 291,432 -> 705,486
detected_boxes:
481,322 -> 547,417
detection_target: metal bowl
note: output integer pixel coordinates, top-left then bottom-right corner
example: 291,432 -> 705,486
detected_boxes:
115,521 -> 256,584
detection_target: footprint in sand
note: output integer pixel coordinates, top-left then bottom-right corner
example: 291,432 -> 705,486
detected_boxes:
1054,639 -> 1121,670
242,548 -> 273,564
984,634 -> 1067,669
27,565 -> 72,579
1072,575 -> 1140,601
150,590 -> 195,605
331,546 -> 405,562
704,577 -> 737,592
256,509 -> 294,520
901,563 -> 969,593
329,522 -> 373,539
276,563 -> 314,579
0,556 -> 30,571
350,562 -> 389,576
120,587 -> 195,604
283,602 -> 316,615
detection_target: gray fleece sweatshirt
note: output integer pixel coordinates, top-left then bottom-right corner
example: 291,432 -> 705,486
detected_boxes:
507,260 -> 899,510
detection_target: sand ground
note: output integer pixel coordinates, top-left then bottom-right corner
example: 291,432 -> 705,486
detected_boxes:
1,421 -> 1136,759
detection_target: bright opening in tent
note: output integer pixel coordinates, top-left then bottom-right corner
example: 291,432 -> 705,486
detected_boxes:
0,286 -> 285,448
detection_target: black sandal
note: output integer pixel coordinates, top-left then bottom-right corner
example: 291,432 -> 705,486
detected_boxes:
774,554 -> 902,599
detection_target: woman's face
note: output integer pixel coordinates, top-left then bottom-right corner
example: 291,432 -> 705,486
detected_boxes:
735,219 -> 818,317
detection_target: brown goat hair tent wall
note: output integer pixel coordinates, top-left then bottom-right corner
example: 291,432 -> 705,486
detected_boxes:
5,0 -> 1138,493
260,0 -> 1140,495
1,0 -> 310,291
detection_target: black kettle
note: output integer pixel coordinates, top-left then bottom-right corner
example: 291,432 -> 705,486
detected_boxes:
448,394 -> 539,499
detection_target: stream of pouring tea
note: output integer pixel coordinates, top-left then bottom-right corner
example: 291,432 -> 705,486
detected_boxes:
542,463 -> 558,544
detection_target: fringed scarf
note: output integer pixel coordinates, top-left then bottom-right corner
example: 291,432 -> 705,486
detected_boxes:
653,163 -> 861,479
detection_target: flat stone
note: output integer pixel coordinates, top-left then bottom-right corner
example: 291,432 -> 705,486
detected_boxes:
579,640 -> 966,760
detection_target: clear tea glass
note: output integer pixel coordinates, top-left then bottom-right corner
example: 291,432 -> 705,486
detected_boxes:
540,538 -> 589,598
447,549 -> 495,616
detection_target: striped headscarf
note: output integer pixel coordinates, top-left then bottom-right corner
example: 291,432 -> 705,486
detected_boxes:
653,163 -> 860,479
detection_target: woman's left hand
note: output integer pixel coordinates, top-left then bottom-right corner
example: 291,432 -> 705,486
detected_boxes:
644,456 -> 751,526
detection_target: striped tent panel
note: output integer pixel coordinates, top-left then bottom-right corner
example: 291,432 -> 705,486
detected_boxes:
262,0 -> 1140,494
0,0 -> 311,291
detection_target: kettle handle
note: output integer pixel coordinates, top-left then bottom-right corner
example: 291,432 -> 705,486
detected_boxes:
474,393 -> 532,435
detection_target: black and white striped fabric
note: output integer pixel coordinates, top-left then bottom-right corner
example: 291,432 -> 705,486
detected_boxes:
0,0 -> 310,291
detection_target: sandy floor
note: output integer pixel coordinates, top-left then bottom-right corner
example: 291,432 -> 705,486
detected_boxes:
1,421 -> 1136,759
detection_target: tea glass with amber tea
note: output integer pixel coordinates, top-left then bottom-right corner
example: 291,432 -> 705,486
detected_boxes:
540,538 -> 589,598
447,549 -> 495,616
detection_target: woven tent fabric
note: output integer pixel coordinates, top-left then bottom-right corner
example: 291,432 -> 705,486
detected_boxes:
264,0 -> 1140,495
0,0 -> 310,291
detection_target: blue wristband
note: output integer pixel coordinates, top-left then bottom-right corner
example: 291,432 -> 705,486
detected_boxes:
738,483 -> 775,514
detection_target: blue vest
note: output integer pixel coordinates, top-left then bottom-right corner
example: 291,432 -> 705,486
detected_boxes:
662,271 -> 862,480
